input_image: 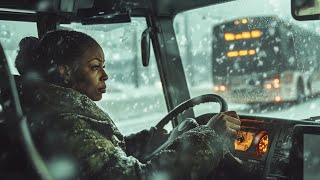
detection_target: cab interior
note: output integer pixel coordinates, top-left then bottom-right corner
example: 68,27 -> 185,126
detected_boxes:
0,0 -> 320,180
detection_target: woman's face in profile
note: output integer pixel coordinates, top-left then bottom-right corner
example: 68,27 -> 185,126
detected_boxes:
71,44 -> 108,101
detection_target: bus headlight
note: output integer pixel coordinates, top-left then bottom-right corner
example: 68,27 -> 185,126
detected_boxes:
213,85 -> 227,92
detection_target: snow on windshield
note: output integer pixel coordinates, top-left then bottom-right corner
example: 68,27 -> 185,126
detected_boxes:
1,0 -> 320,136
174,0 -> 320,122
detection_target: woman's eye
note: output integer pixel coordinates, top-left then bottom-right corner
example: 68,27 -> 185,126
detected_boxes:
91,65 -> 100,70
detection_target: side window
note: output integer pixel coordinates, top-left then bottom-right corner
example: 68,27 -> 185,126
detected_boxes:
0,21 -> 38,74
61,18 -> 171,135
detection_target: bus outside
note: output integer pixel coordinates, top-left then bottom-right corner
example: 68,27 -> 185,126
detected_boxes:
212,16 -> 320,104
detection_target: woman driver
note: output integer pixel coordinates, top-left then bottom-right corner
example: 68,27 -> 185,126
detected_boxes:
15,30 -> 241,180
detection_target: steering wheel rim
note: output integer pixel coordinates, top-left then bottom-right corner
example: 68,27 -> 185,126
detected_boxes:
155,94 -> 228,130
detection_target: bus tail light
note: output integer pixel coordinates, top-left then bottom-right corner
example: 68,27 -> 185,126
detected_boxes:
264,77 -> 280,89
274,96 -> 281,102
213,85 -> 227,92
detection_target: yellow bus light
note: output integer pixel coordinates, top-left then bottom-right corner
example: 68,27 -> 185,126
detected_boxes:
242,19 -> 248,24
235,34 -> 243,40
242,32 -> 251,39
266,84 -> 272,89
273,78 -> 280,84
224,33 -> 235,41
251,30 -> 262,38
220,85 -> 227,91
275,96 -> 281,102
248,49 -> 256,55
274,83 -> 280,88
213,86 -> 219,92
239,50 -> 248,56
234,20 -> 240,25
227,51 -> 239,57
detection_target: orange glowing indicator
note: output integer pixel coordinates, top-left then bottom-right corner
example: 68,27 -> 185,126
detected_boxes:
224,30 -> 262,41
227,49 -> 256,57
239,50 -> 248,56
275,96 -> 281,102
220,85 -> 226,91
242,32 -> 251,39
273,79 -> 280,84
251,30 -> 262,38
224,33 -> 235,41
258,134 -> 269,156
242,19 -> 248,24
266,84 -> 272,89
213,86 -> 219,92
248,49 -> 256,55
227,51 -> 239,57
274,83 -> 280,89
234,20 -> 240,25
235,34 -> 243,40
235,131 -> 255,151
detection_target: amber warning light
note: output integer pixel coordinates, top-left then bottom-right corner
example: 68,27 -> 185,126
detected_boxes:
254,131 -> 269,156
224,30 -> 262,41
213,85 -> 227,92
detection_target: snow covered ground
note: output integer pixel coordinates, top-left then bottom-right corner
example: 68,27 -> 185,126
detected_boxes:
98,84 -> 320,136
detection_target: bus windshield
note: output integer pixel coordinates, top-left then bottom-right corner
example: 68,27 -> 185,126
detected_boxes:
212,16 -> 286,76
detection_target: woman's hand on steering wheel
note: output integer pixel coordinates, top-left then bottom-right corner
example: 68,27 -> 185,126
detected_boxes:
206,111 -> 241,141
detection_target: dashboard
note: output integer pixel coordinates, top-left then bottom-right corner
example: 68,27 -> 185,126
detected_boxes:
231,116 -> 317,180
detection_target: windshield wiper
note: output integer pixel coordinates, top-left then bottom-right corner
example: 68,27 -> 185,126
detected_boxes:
307,116 -> 320,122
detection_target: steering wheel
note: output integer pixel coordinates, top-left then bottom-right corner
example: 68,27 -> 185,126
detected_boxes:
155,94 -> 228,130
144,94 -> 228,161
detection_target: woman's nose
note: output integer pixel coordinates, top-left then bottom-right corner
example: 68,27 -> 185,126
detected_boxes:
101,69 -> 108,81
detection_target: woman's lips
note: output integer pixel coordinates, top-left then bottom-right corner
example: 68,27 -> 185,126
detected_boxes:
98,87 -> 106,93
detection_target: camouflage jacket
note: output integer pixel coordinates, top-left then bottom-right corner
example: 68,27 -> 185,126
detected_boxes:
22,81 -> 227,180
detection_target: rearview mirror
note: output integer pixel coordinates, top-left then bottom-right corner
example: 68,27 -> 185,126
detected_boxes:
292,0 -> 320,20
141,27 -> 152,67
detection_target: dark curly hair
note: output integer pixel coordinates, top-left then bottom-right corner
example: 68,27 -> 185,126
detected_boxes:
15,30 -> 99,86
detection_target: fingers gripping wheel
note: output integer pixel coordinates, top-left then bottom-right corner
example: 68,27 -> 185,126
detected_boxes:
155,94 -> 228,130
144,94 -> 228,161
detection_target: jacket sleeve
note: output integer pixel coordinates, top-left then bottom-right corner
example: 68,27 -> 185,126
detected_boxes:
64,118 -> 227,180
124,127 -> 169,160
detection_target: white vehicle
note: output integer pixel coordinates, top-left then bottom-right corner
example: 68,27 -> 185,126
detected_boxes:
212,16 -> 320,104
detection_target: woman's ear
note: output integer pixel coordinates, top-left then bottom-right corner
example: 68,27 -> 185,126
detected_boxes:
57,65 -> 72,83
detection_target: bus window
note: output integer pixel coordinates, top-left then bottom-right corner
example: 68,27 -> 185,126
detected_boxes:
0,21 -> 37,74
174,0 -> 320,119
60,18 -> 170,135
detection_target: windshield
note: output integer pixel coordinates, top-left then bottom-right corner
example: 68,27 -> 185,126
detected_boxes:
0,18 -> 169,136
175,0 -> 320,120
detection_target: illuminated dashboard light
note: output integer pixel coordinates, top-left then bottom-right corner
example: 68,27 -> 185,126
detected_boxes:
266,84 -> 272,89
258,134 -> 268,155
274,83 -> 280,89
242,32 -> 251,39
227,51 -> 239,57
255,131 -> 269,156
213,86 -> 219,92
248,49 -> 256,55
251,30 -> 262,38
234,20 -> 240,25
242,19 -> 248,24
275,96 -> 281,102
224,33 -> 235,41
239,50 -> 248,56
235,34 -> 243,40
234,131 -> 255,151
220,85 -> 227,91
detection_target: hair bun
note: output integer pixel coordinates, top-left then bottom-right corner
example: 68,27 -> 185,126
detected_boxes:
15,36 -> 40,75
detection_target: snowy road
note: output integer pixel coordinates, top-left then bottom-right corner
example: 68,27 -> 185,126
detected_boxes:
100,85 -> 320,135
